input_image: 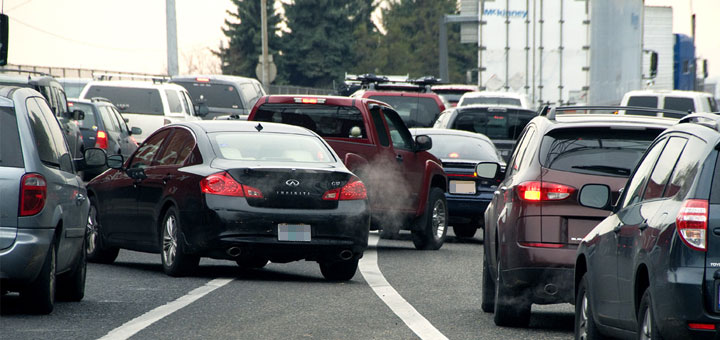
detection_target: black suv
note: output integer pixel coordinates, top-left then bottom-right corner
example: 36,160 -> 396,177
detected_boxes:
574,113 -> 720,339
170,75 -> 265,120
0,72 -> 85,159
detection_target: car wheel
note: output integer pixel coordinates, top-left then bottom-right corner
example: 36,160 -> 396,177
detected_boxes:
453,224 -> 477,238
86,198 -> 119,264
57,237 -> 87,302
575,273 -> 602,339
319,259 -> 359,281
411,187 -> 448,250
493,260 -> 531,327
481,256 -> 495,313
236,255 -> 269,269
161,207 -> 199,277
638,288 -> 664,340
21,242 -> 56,314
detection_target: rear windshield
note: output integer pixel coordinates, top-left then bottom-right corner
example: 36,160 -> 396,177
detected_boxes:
539,127 -> 661,177
0,106 -> 23,167
172,81 -> 243,110
83,86 -> 163,115
461,97 -> 521,107
450,107 -> 534,140
253,103 -> 367,139
209,132 -> 335,163
368,95 -> 440,128
664,96 -> 695,113
424,134 -> 500,161
68,102 -> 97,129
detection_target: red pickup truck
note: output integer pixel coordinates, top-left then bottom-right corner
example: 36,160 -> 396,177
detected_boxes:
248,95 -> 448,250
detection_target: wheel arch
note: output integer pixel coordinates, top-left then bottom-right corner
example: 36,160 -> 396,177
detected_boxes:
575,254 -> 587,299
634,264 -> 650,315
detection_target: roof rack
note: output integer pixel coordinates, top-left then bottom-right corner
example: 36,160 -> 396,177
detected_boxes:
92,72 -> 170,84
678,112 -> 720,131
90,97 -> 112,103
0,68 -> 53,78
539,105 -> 688,121
344,73 -> 441,93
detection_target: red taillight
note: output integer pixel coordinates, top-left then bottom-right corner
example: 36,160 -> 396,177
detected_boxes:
676,199 -> 707,251
20,173 -> 47,216
322,177 -> 367,201
196,77 -> 210,82
294,97 -> 326,104
200,172 -> 264,198
688,323 -> 715,330
448,152 -> 460,158
516,181 -> 575,201
95,130 -> 108,149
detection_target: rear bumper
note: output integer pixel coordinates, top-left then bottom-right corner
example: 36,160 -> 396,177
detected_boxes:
500,267 -> 575,304
0,228 -> 54,284
446,194 -> 489,225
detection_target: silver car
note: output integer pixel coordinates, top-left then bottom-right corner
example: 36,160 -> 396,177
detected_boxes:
0,86 -> 105,314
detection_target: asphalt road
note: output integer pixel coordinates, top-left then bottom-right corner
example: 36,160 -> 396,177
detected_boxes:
1,229 -> 575,340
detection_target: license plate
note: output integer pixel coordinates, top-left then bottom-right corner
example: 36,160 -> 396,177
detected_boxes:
450,180 -> 476,194
278,223 -> 311,242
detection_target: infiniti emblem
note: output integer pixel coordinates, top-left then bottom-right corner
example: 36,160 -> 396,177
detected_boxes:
285,179 -> 300,187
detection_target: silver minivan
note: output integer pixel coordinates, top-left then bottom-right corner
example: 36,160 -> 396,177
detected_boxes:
0,86 -> 105,314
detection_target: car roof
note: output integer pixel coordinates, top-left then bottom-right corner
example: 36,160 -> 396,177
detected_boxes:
177,120 -> 319,136
460,91 -> 527,99
84,80 -> 187,90
623,89 -> 713,98
0,74 -> 59,86
453,104 -> 536,112
257,94 -> 384,107
545,114 -> 677,130
170,74 -> 259,84
410,127 -> 494,141
431,84 -> 479,91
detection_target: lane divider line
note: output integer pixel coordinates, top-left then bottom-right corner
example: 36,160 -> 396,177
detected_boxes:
97,278 -> 233,340
359,234 -> 449,340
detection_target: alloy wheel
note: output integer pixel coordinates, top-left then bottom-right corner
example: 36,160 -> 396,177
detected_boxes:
432,200 -> 446,238
86,206 -> 98,255
640,305 -> 651,340
578,293 -> 589,340
163,215 -> 178,267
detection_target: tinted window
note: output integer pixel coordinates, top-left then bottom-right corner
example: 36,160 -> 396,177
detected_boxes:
664,96 -> 695,112
383,109 -> 414,150
461,97 -> 521,106
174,81 -> 243,109
69,102 -> 97,130
254,104 -> 367,139
210,132 -> 335,163
130,129 -> 170,169
155,129 -> 195,166
83,86 -> 163,115
54,87 -> 68,115
100,106 -> 120,132
627,96 -> 658,110
709,97 -> 718,112
111,107 -> 130,132
540,128 -> 661,177
509,126 -> 535,173
368,95 -> 441,128
26,98 -> 60,166
621,138 -> 667,207
165,89 -> 184,114
424,134 -> 499,161
666,137 -> 705,199
450,107 -> 534,140
0,106 -> 23,167
371,107 -> 390,147
643,137 -> 687,200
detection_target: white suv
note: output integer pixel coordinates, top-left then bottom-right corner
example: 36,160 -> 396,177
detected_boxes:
620,89 -> 719,118
457,91 -> 532,110
79,81 -> 202,142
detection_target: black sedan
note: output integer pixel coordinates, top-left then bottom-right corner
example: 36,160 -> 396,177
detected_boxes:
410,128 -> 504,238
86,121 -> 370,281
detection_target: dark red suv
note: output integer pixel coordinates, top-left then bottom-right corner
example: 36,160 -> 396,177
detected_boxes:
476,106 -> 678,327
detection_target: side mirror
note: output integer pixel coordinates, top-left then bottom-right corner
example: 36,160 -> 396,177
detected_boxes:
107,154 -> 124,169
578,184 -> 612,210
72,109 -> 85,121
83,148 -> 107,169
124,117 -> 129,123
414,135 -> 432,152
197,102 -> 209,117
130,127 -> 142,136
475,161 -> 501,180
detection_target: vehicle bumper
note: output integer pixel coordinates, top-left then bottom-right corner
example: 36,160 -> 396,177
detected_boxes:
500,266 -> 575,304
181,196 -> 371,262
446,194 -> 489,225
0,228 -> 54,285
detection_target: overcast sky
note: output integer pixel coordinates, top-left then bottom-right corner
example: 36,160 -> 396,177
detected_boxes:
5,0 -> 720,82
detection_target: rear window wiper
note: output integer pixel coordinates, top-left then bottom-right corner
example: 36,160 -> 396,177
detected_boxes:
571,165 -> 631,176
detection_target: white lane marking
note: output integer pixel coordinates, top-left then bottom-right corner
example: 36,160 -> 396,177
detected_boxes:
97,278 -> 233,340
359,234 -> 449,340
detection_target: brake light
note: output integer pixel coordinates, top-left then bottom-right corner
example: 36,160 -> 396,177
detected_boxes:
516,181 -> 575,201
322,177 -> 367,201
95,130 -> 108,149
200,172 -> 264,198
688,323 -> 715,330
196,77 -> 210,82
20,173 -> 47,216
448,152 -> 460,158
676,199 -> 707,251
294,97 -> 326,104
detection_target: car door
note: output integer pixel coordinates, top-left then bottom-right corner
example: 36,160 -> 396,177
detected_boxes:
136,127 -> 196,246
109,106 -> 136,158
381,108 -> 425,212
98,105 -> 123,156
591,137 -> 667,328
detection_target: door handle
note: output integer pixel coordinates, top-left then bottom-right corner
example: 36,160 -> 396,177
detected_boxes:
75,193 -> 86,205
395,154 -> 403,162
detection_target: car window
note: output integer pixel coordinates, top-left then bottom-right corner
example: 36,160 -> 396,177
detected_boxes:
508,126 -> 535,174
210,132 -> 335,163
0,106 -> 23,167
708,97 -> 718,112
642,137 -> 687,200
253,103 -> 367,140
100,106 -> 121,132
165,89 -> 184,114
664,96 -> 695,112
370,106 -> 390,147
666,137 -> 706,199
69,102 -> 97,130
27,97 -> 73,172
83,86 -> 163,115
180,91 -> 194,115
461,97 -> 521,107
626,96 -> 658,116
369,95 -> 440,128
450,107 -> 534,140
539,127 -> 661,177
620,138 -> 667,208
54,87 -> 68,115
129,129 -> 171,169
424,134 -> 499,161
382,109 -> 414,150
154,129 -> 195,166
240,83 -> 261,104
175,81 -> 244,110
111,108 -> 130,133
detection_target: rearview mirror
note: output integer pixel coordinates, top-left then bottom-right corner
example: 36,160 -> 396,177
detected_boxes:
130,127 -> 142,136
475,162 -> 501,179
107,154 -> 124,169
414,135 -> 432,152
83,148 -> 107,168
72,109 -> 85,121
578,184 -> 612,210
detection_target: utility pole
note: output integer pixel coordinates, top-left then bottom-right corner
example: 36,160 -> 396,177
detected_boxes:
166,0 -> 178,76
261,0 -> 269,90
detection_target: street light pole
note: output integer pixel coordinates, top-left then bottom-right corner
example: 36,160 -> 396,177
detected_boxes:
261,0 -> 269,90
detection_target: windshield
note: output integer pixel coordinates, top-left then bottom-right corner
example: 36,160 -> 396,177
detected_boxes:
253,103 -> 367,139
173,81 -> 244,110
83,85 -> 163,115
450,107 -> 534,140
67,102 -> 97,129
368,95 -> 440,128
210,132 -> 335,163
461,97 -> 521,107
540,127 -> 662,177
423,134 -> 500,161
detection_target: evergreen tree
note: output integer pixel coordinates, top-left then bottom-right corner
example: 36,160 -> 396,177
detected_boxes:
216,0 -> 282,78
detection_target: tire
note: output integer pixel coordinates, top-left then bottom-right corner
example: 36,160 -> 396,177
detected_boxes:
638,288 -> 664,340
21,242 -> 56,314
453,224 -> 477,238
236,255 -> 269,269
575,273 -> 603,340
319,259 -> 359,281
493,260 -> 531,327
161,207 -> 200,277
57,238 -> 87,302
481,257 -> 495,313
86,198 -> 119,264
411,187 -> 448,250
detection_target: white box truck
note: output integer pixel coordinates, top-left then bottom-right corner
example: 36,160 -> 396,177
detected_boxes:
477,0 -> 645,106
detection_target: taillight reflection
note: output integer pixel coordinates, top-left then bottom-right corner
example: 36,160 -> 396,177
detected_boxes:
516,181 -> 575,202
676,199 -> 707,251
20,173 -> 47,216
